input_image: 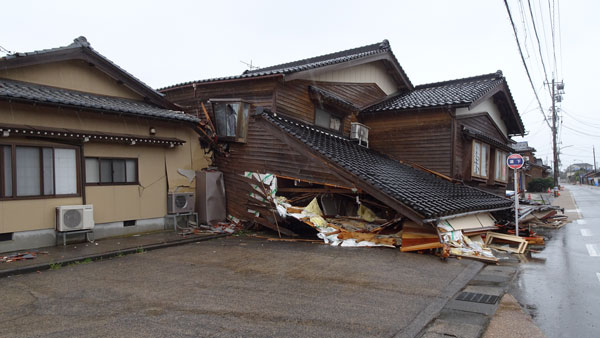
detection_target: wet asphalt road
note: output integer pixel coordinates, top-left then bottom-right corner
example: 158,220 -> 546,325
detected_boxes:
0,236 -> 476,338
511,184 -> 600,338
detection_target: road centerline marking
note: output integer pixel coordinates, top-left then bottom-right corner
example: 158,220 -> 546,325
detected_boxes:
581,229 -> 593,237
597,273 -> 600,283
577,219 -> 587,225
586,244 -> 599,257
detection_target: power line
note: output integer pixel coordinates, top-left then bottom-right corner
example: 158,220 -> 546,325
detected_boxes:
527,0 -> 551,96
562,108 -> 600,128
561,124 -> 600,138
0,45 -> 12,54
504,0 -> 552,129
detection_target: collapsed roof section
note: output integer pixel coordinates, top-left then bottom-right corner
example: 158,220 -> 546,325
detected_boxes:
261,110 -> 513,223
362,71 -> 525,136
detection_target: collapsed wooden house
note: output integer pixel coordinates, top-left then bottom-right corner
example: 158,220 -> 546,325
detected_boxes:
160,40 -> 522,248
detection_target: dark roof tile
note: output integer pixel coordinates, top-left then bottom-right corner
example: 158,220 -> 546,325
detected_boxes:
363,72 -> 505,112
264,112 -> 512,219
161,40 -> 412,90
0,79 -> 199,123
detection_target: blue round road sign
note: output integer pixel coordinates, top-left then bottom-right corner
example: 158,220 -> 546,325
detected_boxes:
507,153 -> 524,169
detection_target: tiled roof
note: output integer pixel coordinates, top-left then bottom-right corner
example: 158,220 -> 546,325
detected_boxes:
0,78 -> 199,123
363,72 -> 505,112
161,40 -> 412,90
263,112 -> 512,219
1,37 -> 166,101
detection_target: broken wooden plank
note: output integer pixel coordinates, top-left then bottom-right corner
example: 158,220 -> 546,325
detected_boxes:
400,242 -> 444,252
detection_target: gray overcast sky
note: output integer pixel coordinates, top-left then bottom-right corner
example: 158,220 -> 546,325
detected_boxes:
3,0 -> 598,171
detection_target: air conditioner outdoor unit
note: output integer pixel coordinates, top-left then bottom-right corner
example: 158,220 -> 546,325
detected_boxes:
56,205 -> 94,232
168,192 -> 195,214
351,122 -> 370,148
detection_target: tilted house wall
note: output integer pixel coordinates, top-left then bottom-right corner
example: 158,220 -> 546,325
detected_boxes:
162,40 -> 514,231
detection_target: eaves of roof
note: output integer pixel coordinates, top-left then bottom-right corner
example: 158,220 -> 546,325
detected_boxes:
308,85 -> 359,113
462,126 -> 513,152
362,71 -> 525,136
0,78 -> 199,124
160,40 -> 413,92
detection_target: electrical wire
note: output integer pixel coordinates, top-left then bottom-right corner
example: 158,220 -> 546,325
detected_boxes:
0,45 -> 12,54
527,0 -> 551,96
504,0 -> 552,129
561,124 -> 600,138
561,108 -> 600,128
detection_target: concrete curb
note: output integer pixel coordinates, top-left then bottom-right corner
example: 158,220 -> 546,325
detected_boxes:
0,233 -> 228,279
394,260 -> 485,338
416,263 -> 520,338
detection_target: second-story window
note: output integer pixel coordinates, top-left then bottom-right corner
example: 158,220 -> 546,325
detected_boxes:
211,100 -> 249,142
495,150 -> 508,182
315,108 -> 342,132
472,140 -> 490,179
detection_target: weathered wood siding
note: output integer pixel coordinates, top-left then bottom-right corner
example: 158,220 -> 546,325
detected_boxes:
162,78 -> 278,121
457,114 -> 507,142
361,110 -> 453,175
275,80 -> 387,136
215,117 -> 349,222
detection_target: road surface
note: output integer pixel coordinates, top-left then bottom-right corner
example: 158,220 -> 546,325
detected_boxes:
511,184 -> 600,338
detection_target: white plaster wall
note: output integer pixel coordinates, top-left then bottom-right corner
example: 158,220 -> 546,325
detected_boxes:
298,61 -> 398,95
455,98 -> 508,136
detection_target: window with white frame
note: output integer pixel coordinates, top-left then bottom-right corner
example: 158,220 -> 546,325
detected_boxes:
0,145 -> 78,198
85,157 -> 137,185
495,150 -> 508,182
472,140 -> 490,179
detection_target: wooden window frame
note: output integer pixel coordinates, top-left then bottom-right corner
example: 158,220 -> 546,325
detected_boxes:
494,150 -> 509,183
84,157 -> 139,186
471,140 -> 490,180
210,99 -> 250,143
0,143 -> 81,201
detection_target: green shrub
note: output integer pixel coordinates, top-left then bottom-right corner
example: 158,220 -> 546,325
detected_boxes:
528,177 -> 554,192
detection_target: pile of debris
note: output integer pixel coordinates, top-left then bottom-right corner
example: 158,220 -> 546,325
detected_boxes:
1,250 -> 47,263
519,205 -> 568,229
239,172 -> 566,264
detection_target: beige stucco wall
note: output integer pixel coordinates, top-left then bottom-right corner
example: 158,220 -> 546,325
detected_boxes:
0,102 -> 210,232
301,61 -> 398,95
455,98 -> 509,136
0,60 -> 142,100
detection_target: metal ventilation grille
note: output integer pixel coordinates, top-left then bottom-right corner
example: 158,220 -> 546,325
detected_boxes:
63,209 -> 83,229
455,292 -> 500,305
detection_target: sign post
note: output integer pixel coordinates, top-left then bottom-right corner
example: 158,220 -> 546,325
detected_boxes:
507,154 -> 524,236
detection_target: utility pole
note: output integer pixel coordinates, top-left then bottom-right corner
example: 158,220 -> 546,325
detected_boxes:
552,79 -> 559,189
594,146 -> 597,173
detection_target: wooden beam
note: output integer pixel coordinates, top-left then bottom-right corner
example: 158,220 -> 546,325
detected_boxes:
278,187 -> 354,193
